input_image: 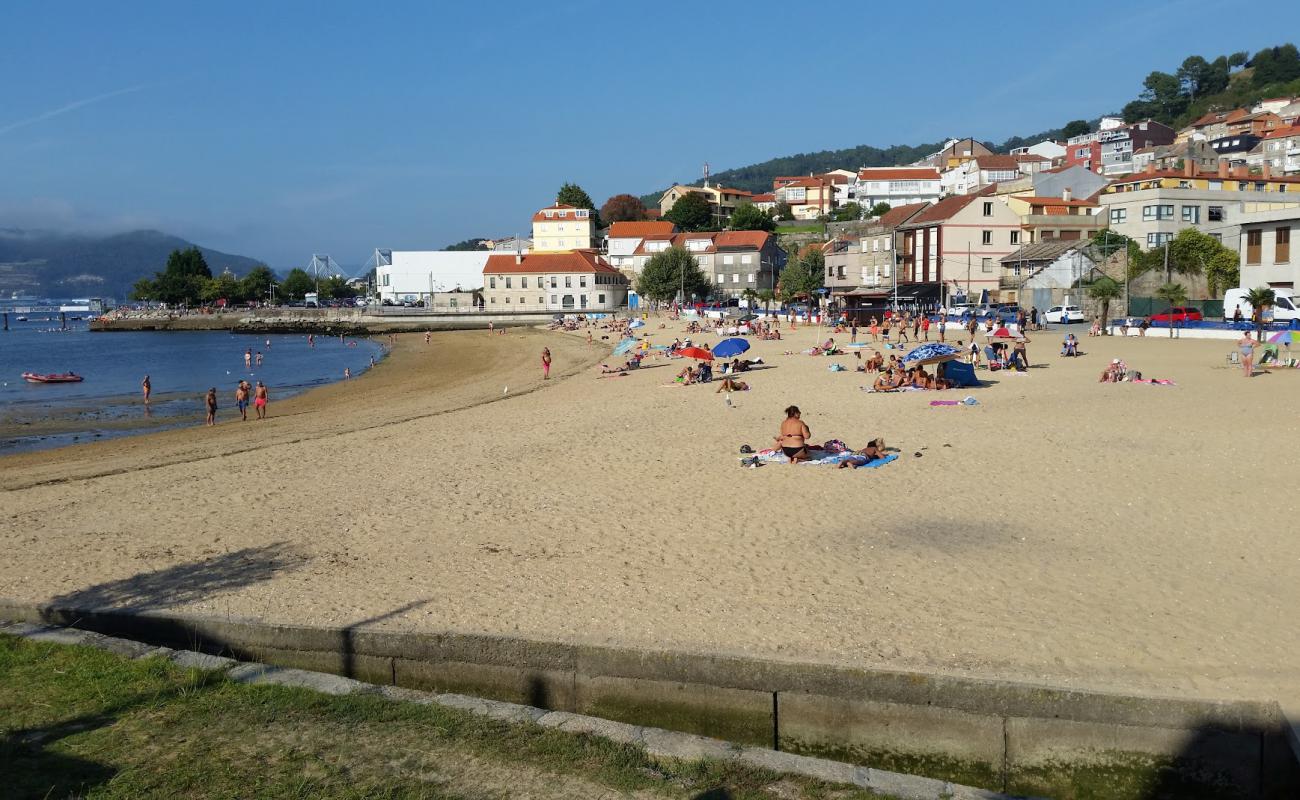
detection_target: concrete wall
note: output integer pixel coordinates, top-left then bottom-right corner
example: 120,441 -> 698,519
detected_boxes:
91,308 -> 587,335
2,598 -> 1295,799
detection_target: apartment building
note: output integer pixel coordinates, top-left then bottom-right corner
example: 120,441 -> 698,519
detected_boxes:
773,175 -> 837,219
1238,207 -> 1298,293
657,184 -> 755,225
628,231 -> 784,297
1259,124 -> 1300,175
850,167 -> 942,209
1097,161 -> 1300,252
1100,120 -> 1176,175
482,250 -> 627,312
896,192 -> 1023,304
531,204 -> 596,251
605,220 -> 676,272
1005,191 -> 1105,242
823,203 -> 928,300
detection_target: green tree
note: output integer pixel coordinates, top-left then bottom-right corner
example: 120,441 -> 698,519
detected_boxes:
201,272 -> 242,305
556,182 -> 601,228
1124,71 -> 1187,124
1251,45 -> 1300,87
241,265 -> 277,304
636,247 -> 710,304
665,192 -> 714,232
445,238 -> 489,251
1228,51 -> 1249,69
728,202 -> 776,232
778,249 -> 825,303
1154,282 -> 1188,338
1061,120 -> 1091,139
1206,250 -> 1239,298
280,268 -> 315,301
145,247 -> 212,306
1087,276 -> 1123,334
318,275 -> 354,301
832,202 -> 863,222
130,276 -> 158,302
1245,286 -> 1276,341
600,194 -> 647,224
773,201 -> 794,222
868,202 -> 892,218
757,288 -> 776,314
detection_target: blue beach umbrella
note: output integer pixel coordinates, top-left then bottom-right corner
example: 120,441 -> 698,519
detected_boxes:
902,343 -> 960,365
628,319 -> 646,329
712,338 -> 751,359
612,337 -> 638,356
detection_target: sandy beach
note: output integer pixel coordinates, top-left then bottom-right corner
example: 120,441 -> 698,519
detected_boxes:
3,320 -> 1298,705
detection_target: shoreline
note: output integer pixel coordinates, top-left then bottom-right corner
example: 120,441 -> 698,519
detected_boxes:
3,319 -> 1299,709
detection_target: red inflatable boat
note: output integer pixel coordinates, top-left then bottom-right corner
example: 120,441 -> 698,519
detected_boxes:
22,372 -> 84,384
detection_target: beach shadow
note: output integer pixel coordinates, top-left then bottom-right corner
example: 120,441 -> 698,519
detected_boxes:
1128,721 -> 1300,800
47,542 -> 302,613
337,599 -> 432,680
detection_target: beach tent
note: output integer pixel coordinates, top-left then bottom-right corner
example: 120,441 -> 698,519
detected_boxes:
943,360 -> 980,388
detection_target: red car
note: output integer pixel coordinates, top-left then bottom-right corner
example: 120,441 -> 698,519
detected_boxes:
1149,306 -> 1203,323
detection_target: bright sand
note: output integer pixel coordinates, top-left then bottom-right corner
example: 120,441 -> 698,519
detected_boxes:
2,323 -> 1298,704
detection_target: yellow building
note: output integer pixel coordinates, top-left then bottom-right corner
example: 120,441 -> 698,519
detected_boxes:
531,204 -> 595,252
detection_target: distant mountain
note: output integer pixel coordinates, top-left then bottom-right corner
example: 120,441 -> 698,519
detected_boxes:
0,229 -> 264,300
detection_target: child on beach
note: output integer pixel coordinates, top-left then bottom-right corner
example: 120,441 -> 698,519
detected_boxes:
542,347 -> 552,379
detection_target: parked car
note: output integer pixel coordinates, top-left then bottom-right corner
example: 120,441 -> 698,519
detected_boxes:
1222,288 -> 1300,323
1149,306 -> 1203,323
1043,305 -> 1085,324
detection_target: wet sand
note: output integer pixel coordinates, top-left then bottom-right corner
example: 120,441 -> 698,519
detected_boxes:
2,322 -> 1298,705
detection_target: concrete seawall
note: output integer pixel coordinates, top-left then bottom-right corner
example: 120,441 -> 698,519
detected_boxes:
90,308 -> 566,334
2,599 -> 1295,798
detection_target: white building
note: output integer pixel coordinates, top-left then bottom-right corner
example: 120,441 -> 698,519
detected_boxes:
531,204 -> 595,251
605,220 -> 676,272
1238,206 -> 1299,293
374,250 -> 489,304
1010,140 -> 1066,161
851,167 -> 942,210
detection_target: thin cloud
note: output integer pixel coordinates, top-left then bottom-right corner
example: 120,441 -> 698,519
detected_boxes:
0,84 -> 147,137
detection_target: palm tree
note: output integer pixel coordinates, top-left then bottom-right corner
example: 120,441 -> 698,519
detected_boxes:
1245,286 -> 1276,342
1154,282 -> 1187,339
1087,277 -> 1123,335
741,287 -> 759,311
757,289 -> 775,315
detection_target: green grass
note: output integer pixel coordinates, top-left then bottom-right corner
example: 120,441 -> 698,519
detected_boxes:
0,634 -> 894,799
775,224 -> 825,234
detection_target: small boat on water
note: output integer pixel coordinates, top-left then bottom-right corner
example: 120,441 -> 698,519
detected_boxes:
15,316 -> 27,322
22,372 -> 84,384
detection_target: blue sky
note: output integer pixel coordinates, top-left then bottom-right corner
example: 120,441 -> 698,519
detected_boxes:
1,0 -> 1294,271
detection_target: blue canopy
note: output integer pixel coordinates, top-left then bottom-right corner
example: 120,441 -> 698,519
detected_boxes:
612,337 -> 638,355
712,337 -> 751,358
942,360 -> 980,387
902,343 -> 960,363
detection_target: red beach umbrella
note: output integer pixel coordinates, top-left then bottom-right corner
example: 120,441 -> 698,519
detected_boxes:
991,327 -> 1015,339
676,346 -> 714,361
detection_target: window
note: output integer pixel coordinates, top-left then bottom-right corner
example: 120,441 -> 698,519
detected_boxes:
1182,206 -> 1200,223
1010,231 -> 1020,245
1255,182 -> 1266,192
550,295 -> 557,304
741,254 -> 753,264
732,273 -> 740,283
598,294 -> 606,304
983,202 -> 993,217
580,295 -> 587,308
837,266 -> 846,279
1208,206 -> 1224,221
490,296 -> 496,303
382,274 -> 390,286
504,296 -> 510,303
538,297 -> 543,304
1147,232 -> 1172,246
715,273 -> 723,283
981,257 -> 993,273
1110,208 -> 1127,224
1277,227 -> 1291,263
872,239 -> 879,252
723,254 -> 734,265
550,277 -> 557,288
1239,182 -> 1249,191
489,276 -> 497,289
1178,180 -> 1191,189
505,277 -> 512,288
1142,204 -> 1174,221
579,276 -> 587,288
521,277 -> 528,288
1246,229 -> 1262,264
747,273 -> 754,282
981,230 -> 992,245
1208,180 -> 1222,190
564,276 -> 572,288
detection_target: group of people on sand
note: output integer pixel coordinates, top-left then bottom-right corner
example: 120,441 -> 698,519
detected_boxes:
773,405 -> 886,467
869,363 -> 951,391
863,313 -> 933,345
204,380 -> 267,426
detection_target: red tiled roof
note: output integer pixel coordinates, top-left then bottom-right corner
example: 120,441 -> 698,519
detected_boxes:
716,186 -> 754,197
531,203 -> 593,222
904,194 -> 980,225
752,193 -> 776,202
1012,153 -> 1049,163
1190,110 -> 1233,128
607,221 -> 675,238
973,155 -> 1020,171
1012,196 -> 1099,207
714,231 -> 772,249
1263,124 -> 1300,140
820,173 -> 851,184
484,250 -> 620,275
856,167 -> 941,181
774,176 -> 832,189
878,202 -> 930,228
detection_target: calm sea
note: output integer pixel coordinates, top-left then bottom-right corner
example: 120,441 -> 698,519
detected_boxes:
0,317 -> 385,453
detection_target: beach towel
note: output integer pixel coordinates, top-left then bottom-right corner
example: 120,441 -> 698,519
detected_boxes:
853,453 -> 899,469
1132,378 -> 1177,386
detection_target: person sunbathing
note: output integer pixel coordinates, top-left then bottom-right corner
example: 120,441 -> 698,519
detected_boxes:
715,377 -> 749,393
675,365 -> 697,384
775,405 -> 811,464
872,371 -> 900,391
837,438 -> 888,468
864,351 -> 885,371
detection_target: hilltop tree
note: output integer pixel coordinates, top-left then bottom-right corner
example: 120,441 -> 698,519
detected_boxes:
600,194 -> 647,224
445,238 -> 489,251
556,182 -> 601,228
728,202 -> 776,232
280,267 -> 315,301
636,246 -> 710,303
868,202 -> 892,218
665,192 -> 714,232
1251,44 -> 1300,87
1123,70 -> 1188,124
132,246 -> 213,305
1062,120 -> 1091,139
1176,55 -> 1228,99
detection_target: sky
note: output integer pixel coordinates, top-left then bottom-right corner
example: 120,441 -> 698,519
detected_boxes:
1,0 -> 1295,271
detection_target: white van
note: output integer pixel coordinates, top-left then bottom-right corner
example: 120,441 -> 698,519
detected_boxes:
1222,288 -> 1300,323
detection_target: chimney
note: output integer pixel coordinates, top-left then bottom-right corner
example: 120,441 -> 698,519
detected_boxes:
1263,163 -> 1272,179
1062,187 -> 1073,202
1144,161 -> 1157,175
1218,160 -> 1229,179
1232,165 -> 1247,179
1184,159 -> 1195,177
515,253 -> 522,265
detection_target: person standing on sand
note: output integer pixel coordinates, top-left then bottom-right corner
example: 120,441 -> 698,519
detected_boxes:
253,381 -> 268,419
205,387 -> 218,426
142,375 -> 151,405
488,320 -> 494,335
425,331 -> 431,344
1238,333 -> 1255,377
775,405 -> 811,464
235,381 -> 250,421
542,347 -> 552,379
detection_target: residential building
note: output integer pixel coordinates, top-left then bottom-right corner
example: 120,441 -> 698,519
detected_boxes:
1252,98 -> 1296,115
485,236 -> 532,252
1005,191 -> 1104,242
941,155 -> 1042,195
1131,140 -> 1221,174
896,192 -> 1023,305
657,184 -> 754,225
1063,138 -> 1103,172
850,167 -> 942,209
1260,124 -> 1300,175
1097,161 -> 1300,252
1208,133 -> 1262,164
917,137 -> 993,170
1237,206 -> 1298,293
751,192 -> 776,212
1010,140 -> 1066,161
1227,111 -> 1281,138
998,239 -> 1099,307
531,204 -> 596,252
773,175 -> 837,220
822,169 -> 857,206
823,203 -> 928,301
1100,120 -> 1176,175
627,231 -> 784,297
1183,109 -> 1247,143
482,250 -> 628,312
374,250 -> 490,304
1029,164 -> 1110,202
605,220 -> 676,272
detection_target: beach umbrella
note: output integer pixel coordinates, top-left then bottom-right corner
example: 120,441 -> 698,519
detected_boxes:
903,343 -> 961,365
990,326 -> 1014,338
676,346 -> 714,361
612,337 -> 638,356
712,338 -> 750,359
1266,330 -> 1300,344
739,313 -> 759,322
628,319 -> 646,329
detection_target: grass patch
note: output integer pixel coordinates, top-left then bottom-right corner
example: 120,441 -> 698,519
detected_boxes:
775,224 -> 825,234
0,634 -> 896,799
